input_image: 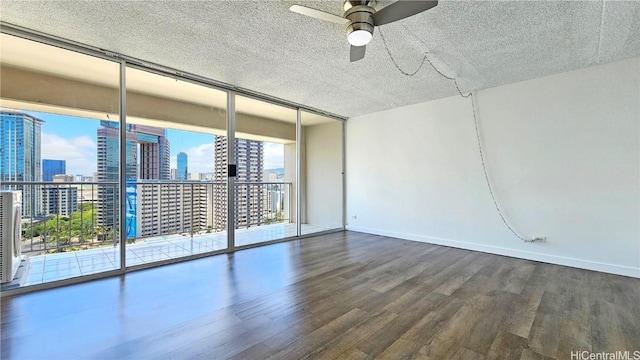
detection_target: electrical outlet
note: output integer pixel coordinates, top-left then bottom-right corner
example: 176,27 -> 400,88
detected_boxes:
351,215 -> 357,220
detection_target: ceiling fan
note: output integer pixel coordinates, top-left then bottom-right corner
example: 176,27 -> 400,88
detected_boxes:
290,0 -> 438,62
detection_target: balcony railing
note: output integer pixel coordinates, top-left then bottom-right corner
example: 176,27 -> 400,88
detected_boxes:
1,181 -> 292,256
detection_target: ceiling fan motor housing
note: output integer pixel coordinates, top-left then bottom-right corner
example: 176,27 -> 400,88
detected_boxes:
344,2 -> 376,41
343,0 -> 377,11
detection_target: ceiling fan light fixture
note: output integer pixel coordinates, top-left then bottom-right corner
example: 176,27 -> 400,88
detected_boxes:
347,29 -> 372,46
344,4 -> 375,47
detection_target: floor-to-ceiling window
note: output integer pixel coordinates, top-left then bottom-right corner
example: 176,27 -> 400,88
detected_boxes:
0,33 -> 122,286
0,30 -> 345,293
234,96 -> 297,246
125,66 -> 228,267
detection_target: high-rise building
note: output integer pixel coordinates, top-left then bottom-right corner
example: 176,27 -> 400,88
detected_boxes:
177,152 -> 188,181
136,124 -> 171,180
96,123 -> 136,229
42,159 -> 66,182
1,110 -> 43,217
96,121 -> 170,230
136,182 -> 209,238
43,186 -> 78,216
213,136 -> 264,229
46,174 -> 78,216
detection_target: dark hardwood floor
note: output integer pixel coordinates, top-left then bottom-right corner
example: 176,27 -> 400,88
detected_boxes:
2,231 -> 639,359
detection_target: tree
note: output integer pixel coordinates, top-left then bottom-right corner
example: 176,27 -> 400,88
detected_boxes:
22,201 -> 99,248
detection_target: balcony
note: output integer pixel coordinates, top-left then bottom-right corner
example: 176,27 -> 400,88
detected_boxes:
1,181 -> 333,289
20,222 -> 328,286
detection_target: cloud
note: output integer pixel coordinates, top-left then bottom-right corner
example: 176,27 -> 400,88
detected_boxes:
264,142 -> 284,170
189,143 -> 216,173
41,132 -> 97,176
171,143 -> 215,174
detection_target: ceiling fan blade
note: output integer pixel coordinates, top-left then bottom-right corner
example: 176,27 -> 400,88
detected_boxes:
289,5 -> 349,25
372,0 -> 438,26
350,45 -> 366,62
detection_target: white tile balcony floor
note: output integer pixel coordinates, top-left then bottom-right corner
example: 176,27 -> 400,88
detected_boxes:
18,223 -> 330,287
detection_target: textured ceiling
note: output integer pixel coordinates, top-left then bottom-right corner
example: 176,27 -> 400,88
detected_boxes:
1,0 -> 639,118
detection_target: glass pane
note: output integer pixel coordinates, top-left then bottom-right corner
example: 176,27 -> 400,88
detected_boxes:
125,67 -> 227,267
234,96 -> 296,246
0,34 -> 121,288
300,112 -> 344,235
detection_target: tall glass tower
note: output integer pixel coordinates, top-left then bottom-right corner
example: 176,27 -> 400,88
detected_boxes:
177,152 -> 188,181
96,121 -> 170,231
96,123 -> 136,231
0,110 -> 43,217
42,159 -> 66,181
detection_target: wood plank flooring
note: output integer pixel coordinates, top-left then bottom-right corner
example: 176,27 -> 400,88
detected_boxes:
1,231 -> 639,359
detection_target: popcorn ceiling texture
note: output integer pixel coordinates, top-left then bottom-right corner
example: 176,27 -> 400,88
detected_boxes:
1,0 -> 638,118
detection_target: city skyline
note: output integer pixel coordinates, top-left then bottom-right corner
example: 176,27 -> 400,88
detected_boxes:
21,110 -> 285,177
2,110 -> 283,240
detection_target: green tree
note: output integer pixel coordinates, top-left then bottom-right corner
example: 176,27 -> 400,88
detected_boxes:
21,202 -> 99,248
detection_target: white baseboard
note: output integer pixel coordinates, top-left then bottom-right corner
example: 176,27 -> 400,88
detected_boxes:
346,225 -> 640,278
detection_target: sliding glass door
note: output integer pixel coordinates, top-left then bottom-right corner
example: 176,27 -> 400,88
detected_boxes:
232,95 -> 297,246
124,66 -> 228,267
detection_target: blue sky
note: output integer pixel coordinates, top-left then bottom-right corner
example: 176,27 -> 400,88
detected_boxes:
26,111 -> 284,176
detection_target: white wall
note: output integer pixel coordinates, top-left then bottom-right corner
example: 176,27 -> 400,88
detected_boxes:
346,57 -> 640,278
305,121 -> 344,229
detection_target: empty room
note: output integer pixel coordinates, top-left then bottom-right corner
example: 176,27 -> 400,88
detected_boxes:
1,1 -> 639,359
